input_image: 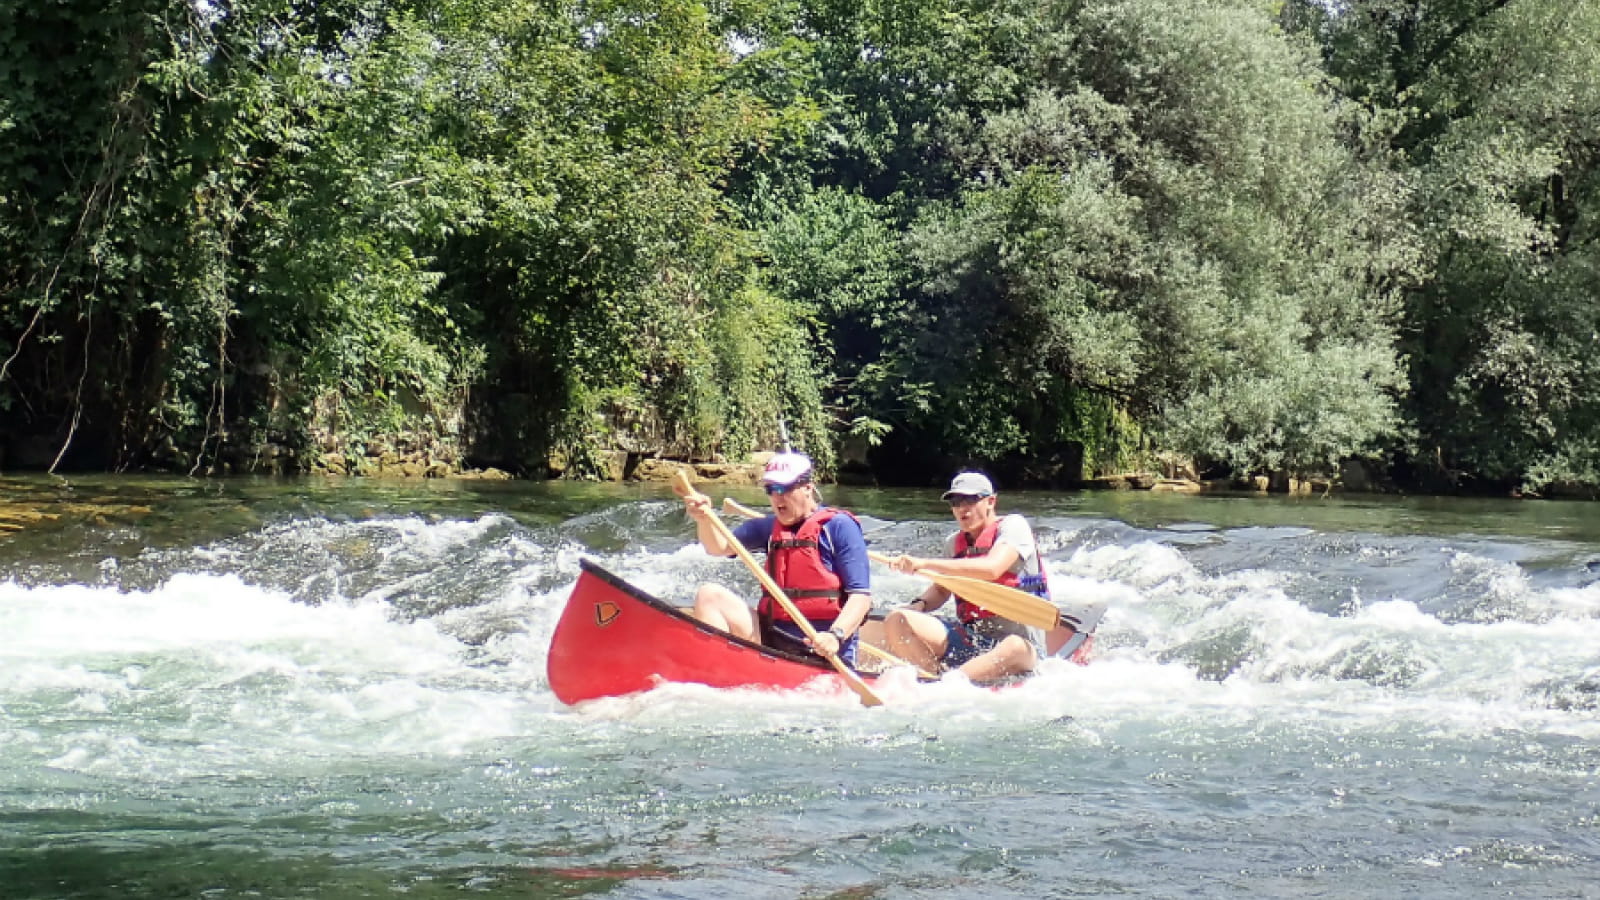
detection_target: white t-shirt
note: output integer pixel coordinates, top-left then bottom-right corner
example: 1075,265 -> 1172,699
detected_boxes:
946,514 -> 1040,577
943,514 -> 1049,654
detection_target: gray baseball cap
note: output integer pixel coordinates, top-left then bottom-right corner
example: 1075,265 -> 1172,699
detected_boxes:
940,472 -> 995,500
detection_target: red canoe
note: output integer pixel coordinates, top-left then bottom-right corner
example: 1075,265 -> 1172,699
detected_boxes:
547,559 -> 1100,705
547,559 -> 875,704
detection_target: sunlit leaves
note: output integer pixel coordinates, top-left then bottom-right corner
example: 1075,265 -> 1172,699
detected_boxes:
779,0 -> 1410,476
1296,0 -> 1600,489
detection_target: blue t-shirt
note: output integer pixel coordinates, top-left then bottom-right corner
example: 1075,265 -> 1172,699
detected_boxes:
731,510 -> 872,595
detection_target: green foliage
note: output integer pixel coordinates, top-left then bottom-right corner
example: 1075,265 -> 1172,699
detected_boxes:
0,0 -> 487,469
709,284 -> 836,469
748,184 -> 906,453
1163,341 -> 1405,476
745,0 -> 1409,479
2,0 -> 1595,495
430,0 -> 818,474
757,187 -> 900,323
0,0 -> 830,475
1293,0 -> 1600,490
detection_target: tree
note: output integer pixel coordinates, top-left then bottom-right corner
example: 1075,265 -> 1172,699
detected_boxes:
743,0 -> 1413,480
1293,0 -> 1600,491
1,0 -> 835,475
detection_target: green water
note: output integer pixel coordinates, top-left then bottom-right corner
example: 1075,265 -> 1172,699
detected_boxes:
5,473 -> 1598,556
3,474 -> 1598,899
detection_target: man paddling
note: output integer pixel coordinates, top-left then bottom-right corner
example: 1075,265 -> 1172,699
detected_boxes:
883,471 -> 1049,680
681,452 -> 873,665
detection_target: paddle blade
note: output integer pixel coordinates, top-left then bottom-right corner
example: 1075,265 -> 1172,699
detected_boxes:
921,572 -> 1061,630
722,497 -> 763,519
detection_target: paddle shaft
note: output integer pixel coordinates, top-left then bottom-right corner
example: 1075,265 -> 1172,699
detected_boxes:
674,472 -> 884,707
721,497 -> 765,519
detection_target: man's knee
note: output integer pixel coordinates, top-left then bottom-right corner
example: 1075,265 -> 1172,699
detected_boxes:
999,635 -> 1037,667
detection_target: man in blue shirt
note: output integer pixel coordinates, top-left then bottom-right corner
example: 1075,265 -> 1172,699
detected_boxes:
681,452 -> 873,663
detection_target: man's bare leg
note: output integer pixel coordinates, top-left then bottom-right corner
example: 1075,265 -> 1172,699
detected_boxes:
883,609 -> 951,672
958,634 -> 1037,681
691,583 -> 761,642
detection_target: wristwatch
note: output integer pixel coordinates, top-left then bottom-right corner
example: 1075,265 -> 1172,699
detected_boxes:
828,626 -> 849,642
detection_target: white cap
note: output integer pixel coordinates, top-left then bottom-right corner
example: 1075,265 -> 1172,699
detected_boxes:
940,472 -> 995,500
762,452 -> 814,487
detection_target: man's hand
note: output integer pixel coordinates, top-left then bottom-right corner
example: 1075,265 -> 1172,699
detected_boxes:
681,490 -> 714,522
807,630 -> 842,658
890,554 -> 925,575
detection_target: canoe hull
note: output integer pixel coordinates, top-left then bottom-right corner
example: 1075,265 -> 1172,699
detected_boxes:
548,559 -> 869,705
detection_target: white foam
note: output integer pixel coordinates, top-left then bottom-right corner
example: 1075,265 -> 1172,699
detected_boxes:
0,571 -> 553,776
0,573 -> 453,669
8,509 -> 1600,784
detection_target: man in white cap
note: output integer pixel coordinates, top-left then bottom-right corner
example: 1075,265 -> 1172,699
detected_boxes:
882,470 -> 1049,680
680,451 -> 873,664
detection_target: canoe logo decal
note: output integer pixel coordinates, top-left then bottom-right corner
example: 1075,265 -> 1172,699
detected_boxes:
594,601 -> 621,627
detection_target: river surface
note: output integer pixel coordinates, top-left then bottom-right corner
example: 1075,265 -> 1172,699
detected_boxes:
2,475 -> 1598,898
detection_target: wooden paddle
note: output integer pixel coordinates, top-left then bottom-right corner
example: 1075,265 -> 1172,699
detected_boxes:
721,497 -> 1061,630
866,552 -> 1061,629
673,471 -> 884,707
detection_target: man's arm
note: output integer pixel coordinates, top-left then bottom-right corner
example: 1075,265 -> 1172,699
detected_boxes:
892,534 -> 1020,582
905,583 -> 952,612
684,490 -> 767,556
813,516 -> 873,656
724,517 -> 770,556
828,518 -> 874,634
832,590 -> 874,637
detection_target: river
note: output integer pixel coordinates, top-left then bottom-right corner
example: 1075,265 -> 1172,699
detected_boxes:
2,474 -> 1597,898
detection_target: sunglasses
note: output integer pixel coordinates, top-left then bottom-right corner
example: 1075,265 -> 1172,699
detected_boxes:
764,481 -> 810,496
946,494 -> 988,508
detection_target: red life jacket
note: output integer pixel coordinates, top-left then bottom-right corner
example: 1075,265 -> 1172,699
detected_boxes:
758,508 -> 857,624
952,518 -> 1051,624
